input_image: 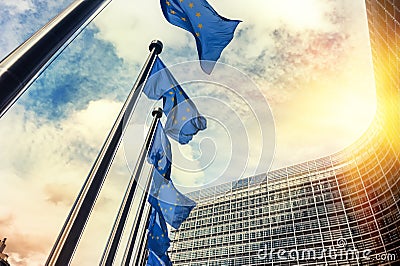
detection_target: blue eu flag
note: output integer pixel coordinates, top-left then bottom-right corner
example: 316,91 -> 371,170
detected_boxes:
146,250 -> 172,266
148,121 -> 172,179
160,0 -> 241,73
148,170 -> 196,229
147,207 -> 170,258
143,57 -> 207,144
143,58 -> 178,100
163,86 -> 207,144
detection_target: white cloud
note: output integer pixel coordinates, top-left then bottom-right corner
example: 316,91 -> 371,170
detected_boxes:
0,0 -> 378,264
92,0 -> 340,64
93,0 -> 189,63
1,0 -> 34,14
0,100 -> 131,264
0,0 -> 72,59
90,0 -> 376,174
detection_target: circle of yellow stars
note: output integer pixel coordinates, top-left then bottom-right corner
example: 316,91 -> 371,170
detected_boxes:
165,0 -> 203,38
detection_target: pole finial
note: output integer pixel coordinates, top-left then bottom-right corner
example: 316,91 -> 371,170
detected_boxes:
149,40 -> 163,54
152,107 -> 163,118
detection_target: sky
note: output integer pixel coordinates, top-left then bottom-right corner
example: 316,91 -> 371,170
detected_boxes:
0,0 -> 377,265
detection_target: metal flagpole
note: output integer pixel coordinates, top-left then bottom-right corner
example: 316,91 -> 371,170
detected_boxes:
121,169 -> 154,266
134,204 -> 151,266
46,40 -> 163,265
100,109 -> 162,265
0,0 -> 114,118
140,246 -> 150,266
121,168 -> 154,266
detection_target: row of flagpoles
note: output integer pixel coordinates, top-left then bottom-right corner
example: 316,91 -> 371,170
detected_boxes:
0,0 -> 241,264
46,40 -> 164,265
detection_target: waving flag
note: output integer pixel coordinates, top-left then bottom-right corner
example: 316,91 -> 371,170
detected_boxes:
147,207 -> 170,258
143,58 -> 178,100
148,170 -> 196,229
160,0 -> 241,73
163,85 -> 206,144
146,250 -> 172,266
143,57 -> 207,144
148,121 -> 172,178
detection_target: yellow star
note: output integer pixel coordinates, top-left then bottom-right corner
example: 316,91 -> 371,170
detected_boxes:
162,234 -> 165,237
198,23 -> 203,29
166,1 -> 170,6
158,166 -> 162,170
180,0 -> 183,2
170,10 -> 176,15
170,207 -> 173,211
186,107 -> 191,112
161,185 -> 165,189
181,17 -> 187,21
174,120 -> 178,125
171,98 -> 175,102
152,236 -> 155,239
189,2 -> 194,8
182,116 -> 187,121
196,32 -> 200,37
196,12 -> 201,17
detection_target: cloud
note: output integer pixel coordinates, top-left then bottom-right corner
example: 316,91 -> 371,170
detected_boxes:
0,214 -> 14,228
18,25 -> 135,120
91,0 -> 376,167
43,183 -> 76,206
0,99 -> 128,264
93,0 -> 193,63
0,0 -> 72,60
0,0 -> 378,264
0,0 -> 139,121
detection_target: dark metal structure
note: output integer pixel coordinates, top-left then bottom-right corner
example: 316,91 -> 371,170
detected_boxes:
0,0 -> 113,118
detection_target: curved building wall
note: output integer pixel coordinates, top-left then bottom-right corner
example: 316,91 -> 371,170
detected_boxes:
169,0 -> 400,265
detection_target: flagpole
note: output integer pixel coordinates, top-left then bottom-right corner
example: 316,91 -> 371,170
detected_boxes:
100,109 -> 162,266
134,205 -> 151,266
121,169 -> 154,266
0,0 -> 114,118
140,245 -> 150,266
46,40 -> 163,265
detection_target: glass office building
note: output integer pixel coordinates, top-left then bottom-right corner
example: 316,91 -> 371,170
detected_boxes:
169,0 -> 400,265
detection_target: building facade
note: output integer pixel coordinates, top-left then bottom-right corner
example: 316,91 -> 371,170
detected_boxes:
169,0 -> 400,265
